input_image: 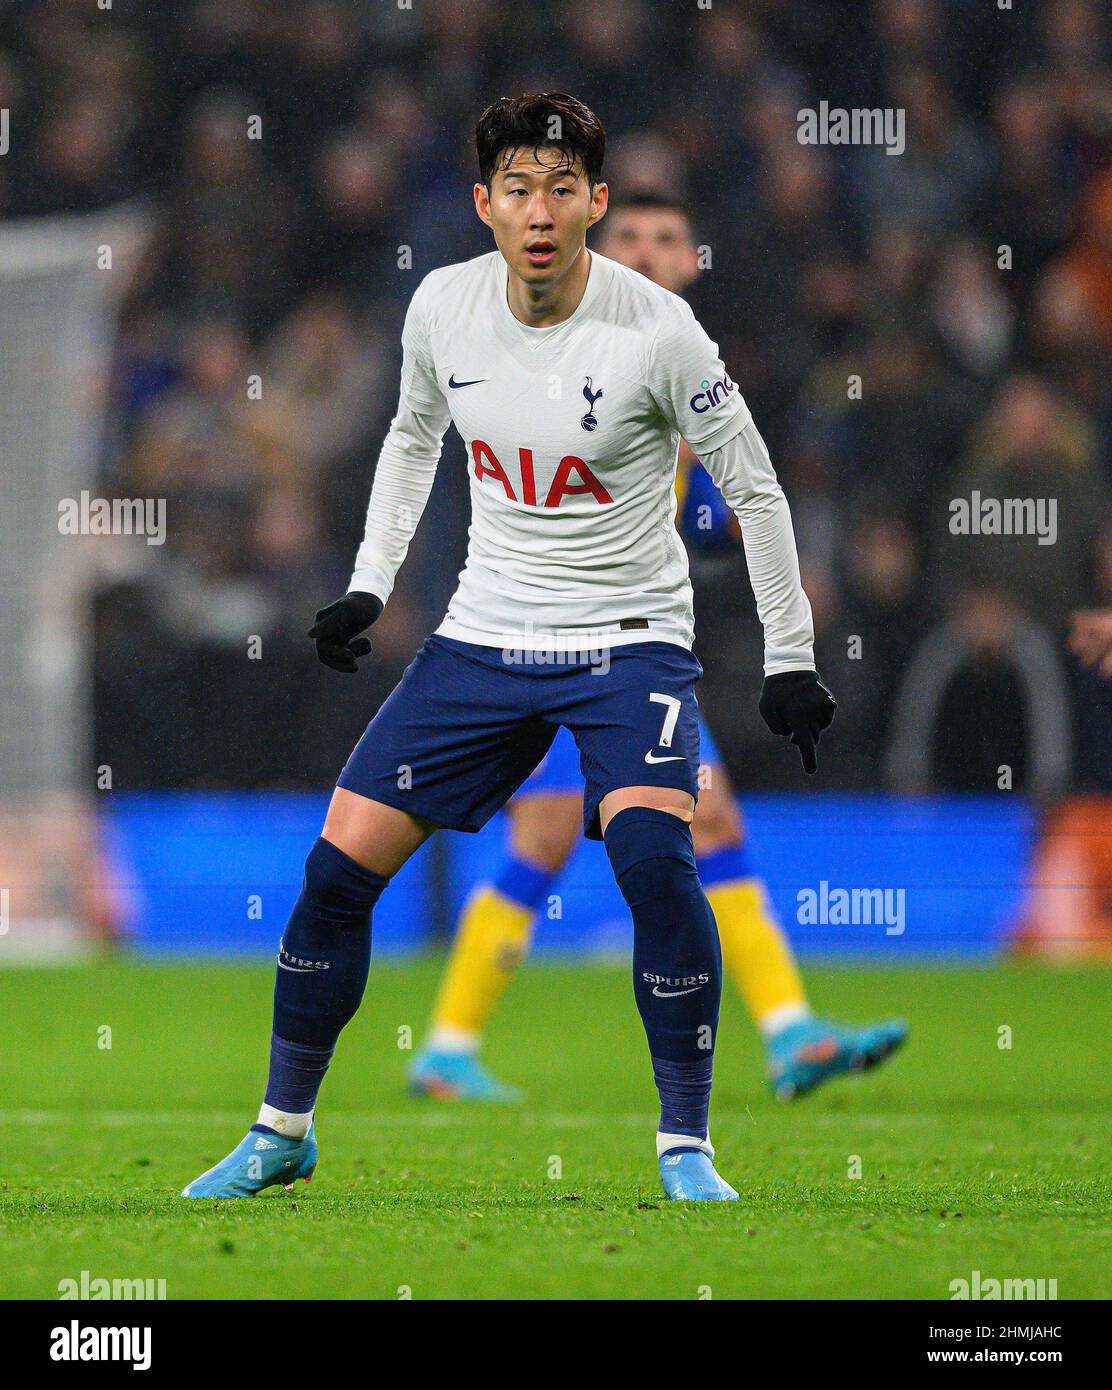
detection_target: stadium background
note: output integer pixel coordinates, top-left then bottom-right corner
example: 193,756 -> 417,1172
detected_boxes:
0,0 -> 1109,960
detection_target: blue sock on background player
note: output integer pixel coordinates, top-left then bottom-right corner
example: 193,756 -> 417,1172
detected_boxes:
256,836 -> 387,1138
603,806 -> 722,1149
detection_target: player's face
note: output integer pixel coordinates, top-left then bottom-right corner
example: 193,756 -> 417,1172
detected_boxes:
475,148 -> 607,285
595,207 -> 699,294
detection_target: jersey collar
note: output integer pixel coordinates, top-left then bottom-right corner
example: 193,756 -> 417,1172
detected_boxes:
492,248 -> 606,371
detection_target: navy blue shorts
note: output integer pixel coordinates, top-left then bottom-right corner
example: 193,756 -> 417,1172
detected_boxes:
518,717 -> 723,798
336,636 -> 704,840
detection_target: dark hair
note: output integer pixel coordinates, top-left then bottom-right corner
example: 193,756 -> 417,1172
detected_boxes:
475,92 -> 605,190
605,190 -> 692,224
599,190 -> 697,243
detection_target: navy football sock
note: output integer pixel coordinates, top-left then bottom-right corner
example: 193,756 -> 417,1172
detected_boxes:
263,836 -> 387,1115
604,806 -> 722,1141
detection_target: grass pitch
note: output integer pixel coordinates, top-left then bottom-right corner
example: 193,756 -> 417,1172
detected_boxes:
1,958 -> 1108,1300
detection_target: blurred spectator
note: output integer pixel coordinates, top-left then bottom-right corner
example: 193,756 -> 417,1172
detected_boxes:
1070,609 -> 1112,680
249,293 -> 389,481
159,91 -> 299,333
886,587 -> 1073,798
859,64 -> 992,232
1067,529 -> 1112,789
932,236 -> 1016,378
126,317 -> 258,492
938,375 -> 1109,632
1054,170 -> 1112,351
821,510 -> 932,785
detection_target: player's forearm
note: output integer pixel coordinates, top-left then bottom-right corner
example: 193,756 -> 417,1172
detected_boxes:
700,421 -> 816,675
347,400 -> 450,604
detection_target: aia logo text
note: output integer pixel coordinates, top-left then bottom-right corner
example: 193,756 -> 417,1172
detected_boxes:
471,439 -> 613,508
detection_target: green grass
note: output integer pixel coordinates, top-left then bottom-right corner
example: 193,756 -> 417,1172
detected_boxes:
0,958 -> 1108,1299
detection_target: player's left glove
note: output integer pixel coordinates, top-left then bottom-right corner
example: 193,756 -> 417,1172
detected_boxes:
759,669 -> 837,775
308,591 -> 383,673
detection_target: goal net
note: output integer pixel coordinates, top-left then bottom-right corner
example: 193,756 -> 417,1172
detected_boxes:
0,205 -> 148,960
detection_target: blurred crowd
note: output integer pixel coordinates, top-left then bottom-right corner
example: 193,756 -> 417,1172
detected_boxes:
2,0 -> 1110,802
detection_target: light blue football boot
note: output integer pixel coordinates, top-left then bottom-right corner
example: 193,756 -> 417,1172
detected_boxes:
768,1016 -> 908,1101
181,1124 -> 317,1198
408,1047 -> 523,1102
658,1144 -> 739,1201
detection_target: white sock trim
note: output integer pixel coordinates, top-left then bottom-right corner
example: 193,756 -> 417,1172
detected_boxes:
760,1001 -> 812,1040
657,1130 -> 714,1159
257,1103 -> 313,1139
426,1025 -> 480,1055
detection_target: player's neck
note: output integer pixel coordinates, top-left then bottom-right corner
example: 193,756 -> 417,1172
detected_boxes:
505,246 -> 592,328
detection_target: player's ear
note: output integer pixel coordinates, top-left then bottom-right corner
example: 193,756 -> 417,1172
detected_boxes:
473,181 -> 494,229
587,181 -> 608,228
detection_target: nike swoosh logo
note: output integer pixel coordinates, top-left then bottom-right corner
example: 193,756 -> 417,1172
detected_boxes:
448,375 -> 487,389
644,751 -> 685,764
277,961 -> 323,973
652,985 -> 702,997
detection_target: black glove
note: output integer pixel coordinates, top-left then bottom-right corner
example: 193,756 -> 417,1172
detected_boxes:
308,591 -> 383,673
758,669 -> 837,775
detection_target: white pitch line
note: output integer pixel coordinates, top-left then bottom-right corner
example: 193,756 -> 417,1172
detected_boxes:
0,1109 -> 640,1129
0,1109 -> 989,1130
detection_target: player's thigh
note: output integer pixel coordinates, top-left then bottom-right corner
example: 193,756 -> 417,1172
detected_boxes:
691,768 -> 743,854
509,792 -> 582,872
322,786 -> 437,878
691,717 -> 743,851
598,785 -> 694,836
335,635 -> 556,845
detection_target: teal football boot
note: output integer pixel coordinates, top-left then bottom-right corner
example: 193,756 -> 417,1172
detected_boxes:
658,1147 -> 739,1201
408,1047 -> 522,1102
768,1017 -> 908,1100
181,1124 -> 317,1198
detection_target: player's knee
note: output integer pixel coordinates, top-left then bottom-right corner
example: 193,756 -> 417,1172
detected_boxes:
603,805 -> 700,910
304,836 -> 388,923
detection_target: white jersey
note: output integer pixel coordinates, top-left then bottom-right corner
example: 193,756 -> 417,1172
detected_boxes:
350,248 -> 815,671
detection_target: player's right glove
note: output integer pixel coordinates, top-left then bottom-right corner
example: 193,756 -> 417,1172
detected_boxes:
308,591 -> 383,673
758,669 -> 837,775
